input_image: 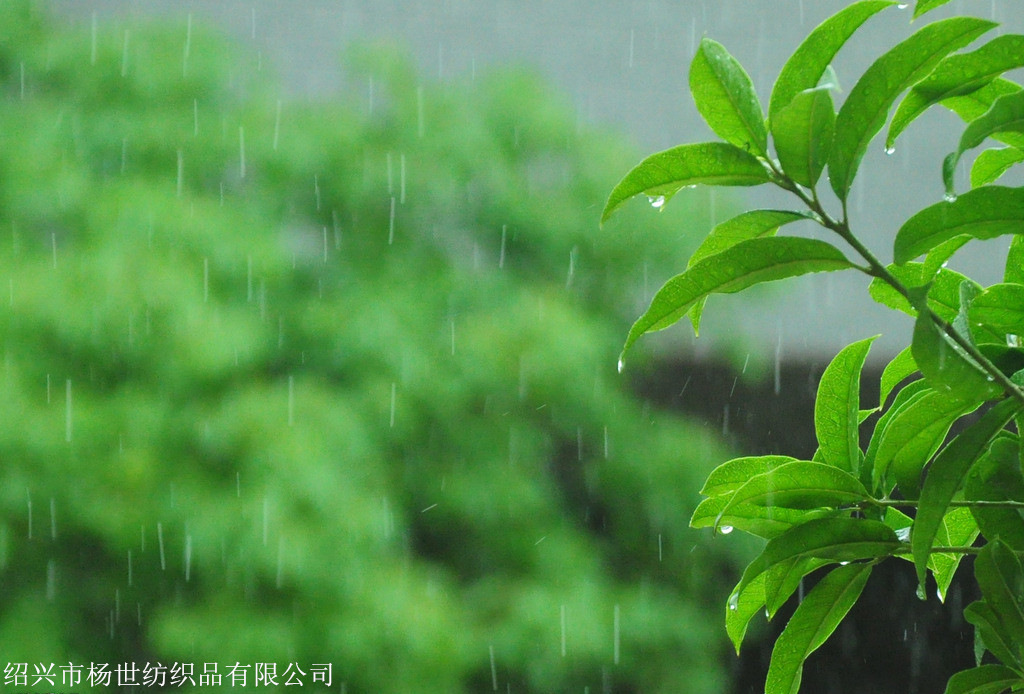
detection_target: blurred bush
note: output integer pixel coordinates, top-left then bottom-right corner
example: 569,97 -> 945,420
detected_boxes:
0,2 -> 751,692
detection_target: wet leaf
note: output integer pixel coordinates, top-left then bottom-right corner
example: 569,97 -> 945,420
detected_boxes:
686,210 -> 813,334
945,89 -> 1024,194
764,555 -> 834,618
865,379 -> 931,493
888,35 -> 1024,149
829,16 -> 995,200
913,0 -> 953,17
768,1 -> 894,121
879,346 -> 918,408
765,562 -> 873,694
691,495 -> 830,539
924,235 -> 973,281
726,572 -> 766,654
691,38 -> 768,157
965,436 -> 1024,551
772,87 -> 835,188
700,455 -> 800,497
1006,236 -> 1024,285
718,462 -> 871,519
970,283 -> 1024,338
974,539 -> 1024,657
872,389 -> 978,498
894,187 -> 1024,265
944,79 -> 1024,150
621,237 -> 853,359
868,262 -> 972,321
930,507 -> 980,602
965,600 -> 1022,670
971,147 -> 1024,188
913,399 -> 1022,589
912,307 -> 1002,403
601,142 -> 770,223
815,336 -> 876,475
942,664 -> 1023,694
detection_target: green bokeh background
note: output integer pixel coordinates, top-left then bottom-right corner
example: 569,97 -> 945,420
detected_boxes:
0,2 -> 754,691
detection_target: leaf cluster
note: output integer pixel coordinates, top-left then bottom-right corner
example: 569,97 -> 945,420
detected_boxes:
603,2 -> 1024,692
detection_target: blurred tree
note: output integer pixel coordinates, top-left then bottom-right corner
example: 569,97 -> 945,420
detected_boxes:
0,2 -> 750,692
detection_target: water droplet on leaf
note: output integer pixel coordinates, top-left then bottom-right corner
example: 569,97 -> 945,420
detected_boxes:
647,195 -> 666,209
617,358 -> 625,374
719,525 -> 733,535
944,191 -> 958,202
884,145 -> 895,155
728,592 -> 739,611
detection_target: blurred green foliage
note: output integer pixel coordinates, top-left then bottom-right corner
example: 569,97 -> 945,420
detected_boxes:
0,2 -> 748,692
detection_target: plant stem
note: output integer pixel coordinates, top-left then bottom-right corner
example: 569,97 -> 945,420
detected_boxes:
766,167 -> 1024,407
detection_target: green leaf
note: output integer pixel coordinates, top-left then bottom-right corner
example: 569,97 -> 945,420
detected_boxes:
912,398 -> 1022,589
732,518 -> 898,601
879,346 -> 918,408
888,35 -> 1024,150
727,572 -> 766,654
620,237 -> 852,359
700,455 -> 800,497
691,39 -> 769,157
971,283 -> 1024,339
944,78 -> 1024,151
691,495 -> 833,539
975,539 -> 1024,657
912,307 -> 1003,403
865,379 -> 932,494
765,562 -> 873,694
872,388 -> 978,498
601,142 -> 770,224
772,87 -> 835,187
972,147 -> 1024,188
868,262 -> 973,321
945,89 -> 1024,194
685,210 -> 813,334
894,187 -> 1024,265
765,555 -> 834,618
814,336 -> 877,474
718,462 -> 871,521
829,16 -> 996,200
913,0 -> 952,17
965,600 -> 1023,670
930,507 -> 980,602
942,665 -> 1023,694
768,1 -> 894,121
965,436 -> 1024,551
924,235 -> 973,281
1006,236 -> 1024,285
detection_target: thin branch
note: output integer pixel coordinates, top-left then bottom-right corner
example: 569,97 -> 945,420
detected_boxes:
873,498 -> 1024,510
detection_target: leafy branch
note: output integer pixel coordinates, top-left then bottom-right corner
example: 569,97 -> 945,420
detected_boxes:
602,1 -> 1024,693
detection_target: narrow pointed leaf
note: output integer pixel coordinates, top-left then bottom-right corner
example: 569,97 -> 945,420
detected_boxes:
869,262 -> 972,320
772,87 -> 835,187
691,38 -> 768,157
965,600 -> 1023,670
913,398 -> 1022,588
726,572 -> 766,654
601,142 -> 770,223
930,507 -> 980,602
942,664 -> 1023,694
912,308 -> 1002,403
691,495 -> 830,539
686,210 -> 813,333
924,235 -> 974,281
944,78 -> 1024,150
765,555 -> 834,618
913,0 -> 952,17
873,389 -> 978,498
733,518 -> 898,600
815,336 -> 876,474
888,35 -> 1024,149
975,539 -> 1024,654
945,90 -> 1024,194
718,462 -> 870,521
768,1 -> 894,120
879,346 -> 918,407
700,455 -> 800,497
972,147 -> 1024,187
866,380 -> 932,493
894,187 -> 1024,264
829,16 -> 996,200
766,562 -> 873,694
621,237 -> 852,359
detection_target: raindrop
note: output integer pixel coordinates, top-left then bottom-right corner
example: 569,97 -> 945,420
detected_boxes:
658,534 -> 663,562
49,497 -> 56,540
897,2 -> 909,8
157,522 -> 166,571
647,195 -> 666,209
1007,334 -> 1021,348
499,225 -> 508,269
617,358 -> 625,374
399,153 -> 407,204
416,86 -> 425,138
26,491 -> 32,540
915,583 -> 927,600
46,559 -> 56,601
287,375 -> 294,427
388,197 -> 396,245
884,145 -> 895,155
176,149 -> 184,197
603,425 -> 609,459
719,525 -> 734,535
314,175 -> 321,211
273,99 -> 282,150
728,592 -> 740,611
184,534 -> 192,582
566,246 -> 577,288
895,526 -> 911,542
389,382 -> 396,428
560,604 -> 567,657
613,604 -> 621,665
65,379 -> 72,443
944,191 -> 958,202
489,645 -> 497,691
839,561 -> 850,566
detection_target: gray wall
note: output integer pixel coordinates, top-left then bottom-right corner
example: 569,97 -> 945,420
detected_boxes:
48,0 -> 1024,362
